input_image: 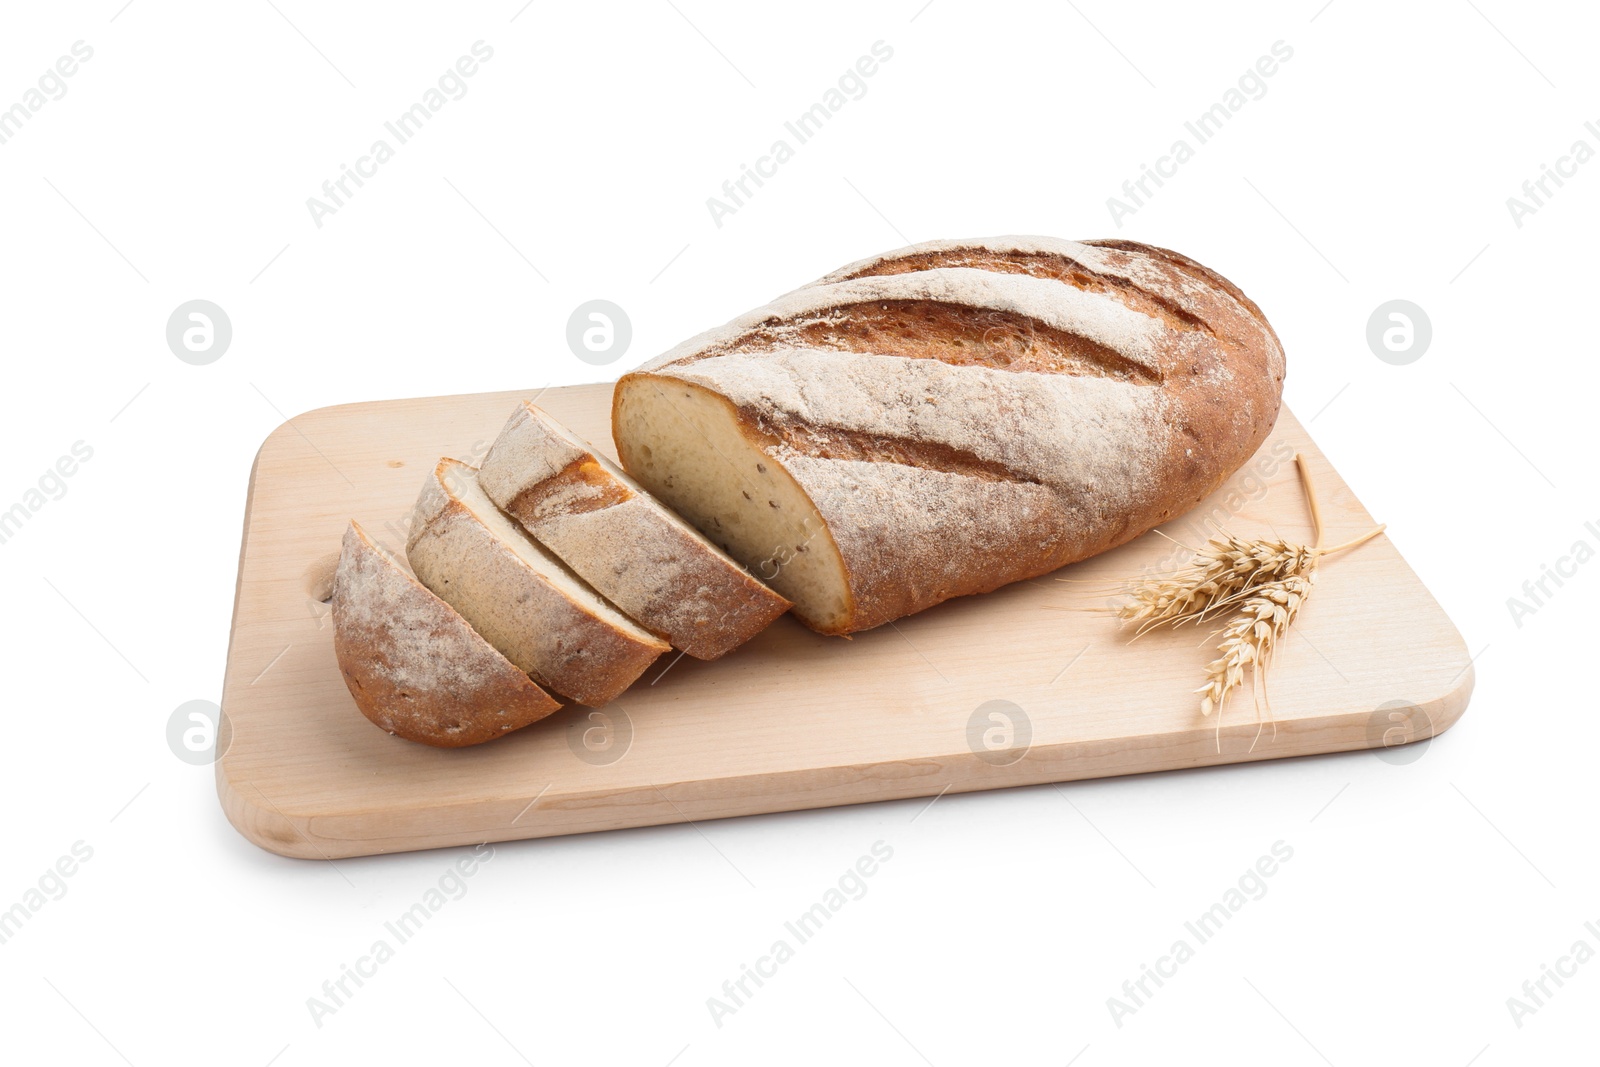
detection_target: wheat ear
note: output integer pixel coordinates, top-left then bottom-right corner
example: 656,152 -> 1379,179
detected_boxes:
1196,571 -> 1314,734
1117,534 -> 1317,635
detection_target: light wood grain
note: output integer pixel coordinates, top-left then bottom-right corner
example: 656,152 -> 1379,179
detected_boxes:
216,385 -> 1473,859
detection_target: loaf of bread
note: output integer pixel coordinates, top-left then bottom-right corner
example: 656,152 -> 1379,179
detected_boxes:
478,400 -> 791,660
613,236 -> 1285,635
331,521 -> 561,746
406,458 -> 669,706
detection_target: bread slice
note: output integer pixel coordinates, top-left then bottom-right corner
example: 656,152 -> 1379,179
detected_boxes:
331,521 -> 561,747
478,401 -> 791,660
406,458 -> 669,706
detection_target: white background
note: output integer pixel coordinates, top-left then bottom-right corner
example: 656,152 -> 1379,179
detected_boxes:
1,1 -> 1595,1063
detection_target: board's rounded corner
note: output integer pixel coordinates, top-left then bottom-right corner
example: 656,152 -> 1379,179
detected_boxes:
1370,654 -> 1475,760
214,756 -> 328,860
252,398 -> 363,467
1426,658 -> 1476,739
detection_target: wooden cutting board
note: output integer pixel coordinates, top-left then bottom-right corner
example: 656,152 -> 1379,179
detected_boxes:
217,385 -> 1473,859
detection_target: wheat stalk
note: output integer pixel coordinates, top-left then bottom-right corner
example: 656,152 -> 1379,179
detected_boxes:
1117,454 -> 1385,751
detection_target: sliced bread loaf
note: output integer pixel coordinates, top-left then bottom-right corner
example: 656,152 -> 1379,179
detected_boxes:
331,521 -> 561,747
478,400 -> 791,660
405,458 -> 669,706
613,236 -> 1286,635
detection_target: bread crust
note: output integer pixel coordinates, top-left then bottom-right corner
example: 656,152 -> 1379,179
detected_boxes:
331,521 -> 560,747
406,459 -> 668,706
478,401 -> 791,660
615,236 -> 1285,634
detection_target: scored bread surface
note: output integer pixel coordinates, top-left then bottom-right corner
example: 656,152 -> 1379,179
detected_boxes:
613,236 -> 1286,635
330,521 -> 561,747
478,401 -> 791,660
405,458 -> 668,706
